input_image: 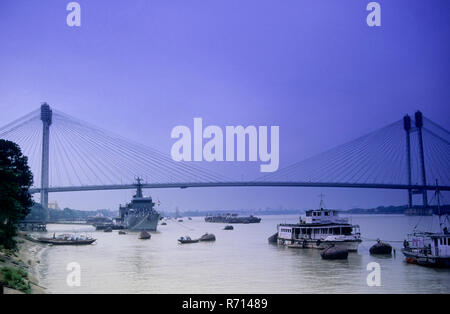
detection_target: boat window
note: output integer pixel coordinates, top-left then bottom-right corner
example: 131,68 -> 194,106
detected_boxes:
325,212 -> 329,216
342,227 -> 352,235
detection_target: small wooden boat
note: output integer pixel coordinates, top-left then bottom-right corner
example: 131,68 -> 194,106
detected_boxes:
34,234 -> 96,245
118,230 -> 127,235
370,239 -> 392,255
199,233 -> 216,242
139,231 -> 151,239
224,225 -> 234,230
321,245 -> 348,260
161,222 -> 167,225
178,236 -> 199,244
268,233 -> 278,243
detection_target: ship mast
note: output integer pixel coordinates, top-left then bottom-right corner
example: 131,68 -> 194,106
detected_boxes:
318,193 -> 325,210
135,177 -> 143,198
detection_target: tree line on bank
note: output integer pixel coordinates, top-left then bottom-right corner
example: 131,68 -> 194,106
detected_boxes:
0,140 -> 33,249
26,204 -> 116,222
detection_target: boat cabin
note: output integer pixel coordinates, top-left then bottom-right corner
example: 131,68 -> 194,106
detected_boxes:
406,232 -> 450,258
431,234 -> 450,257
278,224 -> 360,241
302,209 -> 348,224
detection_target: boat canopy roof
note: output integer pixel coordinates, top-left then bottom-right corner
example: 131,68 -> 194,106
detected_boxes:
430,233 -> 450,238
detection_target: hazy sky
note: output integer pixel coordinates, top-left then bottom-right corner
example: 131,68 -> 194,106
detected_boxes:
0,1 -> 449,211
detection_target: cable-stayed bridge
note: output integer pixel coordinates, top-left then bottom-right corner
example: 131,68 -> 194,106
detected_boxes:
1,104 -> 449,210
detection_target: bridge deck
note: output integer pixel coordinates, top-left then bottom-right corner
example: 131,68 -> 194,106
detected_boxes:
28,181 -> 450,194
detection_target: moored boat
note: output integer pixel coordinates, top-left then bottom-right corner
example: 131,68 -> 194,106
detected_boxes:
199,233 -> 216,241
178,236 -> 199,244
139,231 -> 151,239
205,213 -> 261,224
401,181 -> 450,268
276,198 -> 361,251
33,233 -> 96,245
116,178 -> 161,231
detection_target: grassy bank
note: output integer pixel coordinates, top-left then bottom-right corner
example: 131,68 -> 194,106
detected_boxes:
0,235 -> 47,294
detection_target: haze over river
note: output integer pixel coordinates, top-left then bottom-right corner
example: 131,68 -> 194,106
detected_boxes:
35,215 -> 450,293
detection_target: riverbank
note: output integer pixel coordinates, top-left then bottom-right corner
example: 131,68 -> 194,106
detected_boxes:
0,234 -> 48,294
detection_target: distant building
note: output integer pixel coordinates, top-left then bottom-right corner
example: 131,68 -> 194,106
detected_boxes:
48,201 -> 60,210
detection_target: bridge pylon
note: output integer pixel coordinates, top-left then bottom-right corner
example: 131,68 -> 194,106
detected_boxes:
415,111 -> 428,208
40,103 -> 52,211
403,114 -> 413,208
404,111 -> 429,210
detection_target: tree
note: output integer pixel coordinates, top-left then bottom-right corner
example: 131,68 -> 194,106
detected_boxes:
0,140 -> 33,249
24,203 -> 48,222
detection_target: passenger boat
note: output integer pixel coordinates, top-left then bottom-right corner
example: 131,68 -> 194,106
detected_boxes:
401,181 -> 450,268
276,200 -> 361,251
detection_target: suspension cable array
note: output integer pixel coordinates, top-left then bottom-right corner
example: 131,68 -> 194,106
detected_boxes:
257,118 -> 450,187
0,107 -> 449,194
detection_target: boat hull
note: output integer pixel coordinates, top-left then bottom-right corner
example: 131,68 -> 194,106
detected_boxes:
178,239 -> 199,244
281,238 -> 361,252
125,212 -> 160,231
37,238 -> 96,245
402,249 -> 450,268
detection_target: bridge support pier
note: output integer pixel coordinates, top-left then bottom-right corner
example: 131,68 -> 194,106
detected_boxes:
40,103 -> 52,213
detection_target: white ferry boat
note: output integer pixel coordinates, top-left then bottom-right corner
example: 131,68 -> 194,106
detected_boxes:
277,207 -> 361,251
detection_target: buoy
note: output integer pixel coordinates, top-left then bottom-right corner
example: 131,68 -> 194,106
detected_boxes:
321,246 -> 348,260
370,240 -> 392,255
268,233 -> 278,243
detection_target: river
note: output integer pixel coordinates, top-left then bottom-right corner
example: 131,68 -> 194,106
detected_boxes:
35,214 -> 450,293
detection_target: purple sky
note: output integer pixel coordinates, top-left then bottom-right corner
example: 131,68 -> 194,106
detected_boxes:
0,0 -> 449,211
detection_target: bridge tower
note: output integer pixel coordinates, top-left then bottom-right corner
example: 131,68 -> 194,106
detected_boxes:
415,110 -> 428,207
403,114 -> 413,208
40,103 -> 52,210
404,111 -> 428,210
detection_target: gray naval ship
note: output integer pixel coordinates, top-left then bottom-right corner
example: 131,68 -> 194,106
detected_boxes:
118,178 -> 160,231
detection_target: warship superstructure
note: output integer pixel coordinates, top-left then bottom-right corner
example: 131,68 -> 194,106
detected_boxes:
118,178 -> 160,231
